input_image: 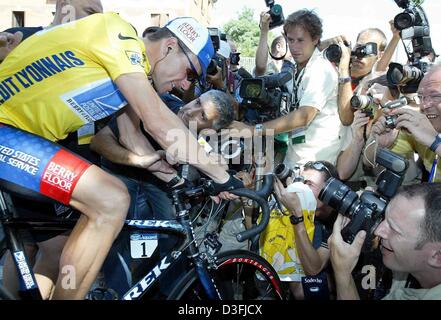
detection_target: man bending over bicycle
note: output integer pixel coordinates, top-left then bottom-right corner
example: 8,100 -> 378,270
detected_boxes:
0,13 -> 242,299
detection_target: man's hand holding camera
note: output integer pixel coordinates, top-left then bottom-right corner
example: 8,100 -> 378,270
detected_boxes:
352,110 -> 371,144
328,214 -> 366,300
387,107 -> 439,148
259,11 -> 272,34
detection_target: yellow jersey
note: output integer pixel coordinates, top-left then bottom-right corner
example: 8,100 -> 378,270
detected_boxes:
0,12 -> 150,142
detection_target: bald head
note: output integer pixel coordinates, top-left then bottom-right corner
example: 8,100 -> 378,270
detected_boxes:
53,0 -> 103,26
357,28 -> 387,51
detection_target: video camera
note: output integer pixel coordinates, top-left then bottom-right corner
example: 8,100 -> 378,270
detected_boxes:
239,67 -> 293,121
387,0 -> 433,93
319,148 -> 408,251
265,0 -> 285,30
325,42 -> 378,64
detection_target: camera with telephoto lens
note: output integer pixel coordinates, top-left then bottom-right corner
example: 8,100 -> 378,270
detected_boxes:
265,0 -> 285,30
350,94 -> 377,118
324,40 -> 350,64
387,0 -> 433,93
319,148 -> 408,251
325,42 -> 377,64
387,61 -> 430,94
239,63 -> 294,121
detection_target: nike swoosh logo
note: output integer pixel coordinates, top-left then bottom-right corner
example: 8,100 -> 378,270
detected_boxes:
118,33 -> 138,41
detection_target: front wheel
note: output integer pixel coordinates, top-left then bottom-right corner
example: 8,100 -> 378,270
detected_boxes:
168,250 -> 284,300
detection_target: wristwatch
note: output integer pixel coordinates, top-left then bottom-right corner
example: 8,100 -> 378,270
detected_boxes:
338,77 -> 352,84
430,133 -> 441,152
289,215 -> 304,225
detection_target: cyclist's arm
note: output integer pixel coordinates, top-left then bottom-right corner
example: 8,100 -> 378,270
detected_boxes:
115,73 -> 229,183
90,119 -> 177,182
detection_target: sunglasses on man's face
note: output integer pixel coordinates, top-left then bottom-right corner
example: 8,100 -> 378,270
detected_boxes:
304,161 -> 333,178
186,67 -> 199,83
177,41 -> 201,84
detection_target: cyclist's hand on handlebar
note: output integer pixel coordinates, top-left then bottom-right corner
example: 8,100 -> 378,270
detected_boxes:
211,191 -> 238,204
208,172 -> 244,203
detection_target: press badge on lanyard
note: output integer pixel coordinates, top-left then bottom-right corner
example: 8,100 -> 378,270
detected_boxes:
290,68 -> 306,145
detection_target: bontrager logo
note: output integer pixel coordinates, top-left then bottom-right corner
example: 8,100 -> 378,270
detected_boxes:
118,33 -> 138,41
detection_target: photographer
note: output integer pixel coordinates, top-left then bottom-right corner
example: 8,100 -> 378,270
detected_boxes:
267,161 -> 339,299
329,182 -> 441,300
365,65 -> 441,182
255,12 -> 292,77
336,28 -> 390,126
231,9 -> 342,167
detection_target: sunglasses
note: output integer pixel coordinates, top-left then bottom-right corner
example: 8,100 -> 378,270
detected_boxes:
177,41 -> 201,84
304,161 -> 333,178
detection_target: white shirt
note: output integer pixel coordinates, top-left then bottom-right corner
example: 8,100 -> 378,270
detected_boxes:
284,48 -> 343,167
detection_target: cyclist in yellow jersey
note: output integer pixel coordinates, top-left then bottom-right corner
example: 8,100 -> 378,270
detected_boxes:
0,13 -> 242,299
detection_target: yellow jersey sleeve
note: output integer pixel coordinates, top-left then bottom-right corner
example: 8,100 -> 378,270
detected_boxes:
87,13 -> 150,80
0,13 -> 150,142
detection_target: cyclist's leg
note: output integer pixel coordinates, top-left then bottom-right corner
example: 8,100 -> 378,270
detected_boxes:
52,165 -> 129,299
0,125 -> 130,299
33,235 -> 68,299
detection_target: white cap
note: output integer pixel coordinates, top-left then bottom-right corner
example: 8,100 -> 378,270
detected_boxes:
165,17 -> 215,80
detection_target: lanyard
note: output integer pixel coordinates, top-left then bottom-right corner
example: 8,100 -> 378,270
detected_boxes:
292,67 -> 306,108
429,154 -> 439,183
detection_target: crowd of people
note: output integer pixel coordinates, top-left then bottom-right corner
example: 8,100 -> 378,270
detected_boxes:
0,0 -> 440,300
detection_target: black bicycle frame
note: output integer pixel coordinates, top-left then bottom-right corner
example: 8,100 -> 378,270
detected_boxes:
1,187 -> 221,300
122,214 -> 220,300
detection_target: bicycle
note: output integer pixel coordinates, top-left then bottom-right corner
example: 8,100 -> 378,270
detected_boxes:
0,174 -> 284,300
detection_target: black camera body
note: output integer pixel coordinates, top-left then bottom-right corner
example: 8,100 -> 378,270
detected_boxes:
387,1 -> 432,93
352,42 -> 378,60
319,148 -> 408,251
239,66 -> 293,121
265,0 -> 285,30
324,42 -> 377,64
383,97 -> 408,129
324,41 -> 349,64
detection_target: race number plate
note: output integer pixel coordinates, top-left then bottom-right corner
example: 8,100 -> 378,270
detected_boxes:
130,233 -> 158,259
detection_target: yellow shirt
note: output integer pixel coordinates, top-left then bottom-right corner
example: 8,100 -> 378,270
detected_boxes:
0,13 -> 150,142
391,131 -> 441,182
